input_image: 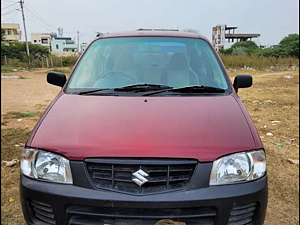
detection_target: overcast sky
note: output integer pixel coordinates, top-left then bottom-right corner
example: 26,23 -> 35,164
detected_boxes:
1,0 -> 299,46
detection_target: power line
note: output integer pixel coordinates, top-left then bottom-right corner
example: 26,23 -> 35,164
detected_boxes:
24,3 -> 58,30
25,12 -> 54,32
1,2 -> 18,10
2,0 -> 19,3
24,5 -> 56,31
2,11 -> 18,21
24,3 -> 86,37
1,6 -> 19,16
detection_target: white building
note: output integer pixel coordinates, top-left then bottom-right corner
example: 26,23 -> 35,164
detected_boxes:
1,23 -> 22,42
31,33 -> 57,51
81,43 -> 89,53
50,37 -> 79,56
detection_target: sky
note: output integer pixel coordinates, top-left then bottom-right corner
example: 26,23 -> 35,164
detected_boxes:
1,0 -> 299,47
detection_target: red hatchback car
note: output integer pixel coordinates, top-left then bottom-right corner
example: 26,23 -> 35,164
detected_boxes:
20,31 -> 268,225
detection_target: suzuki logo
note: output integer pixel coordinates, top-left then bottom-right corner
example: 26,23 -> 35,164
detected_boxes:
132,169 -> 149,186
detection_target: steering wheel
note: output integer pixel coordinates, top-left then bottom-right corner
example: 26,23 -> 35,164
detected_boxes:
100,70 -> 136,82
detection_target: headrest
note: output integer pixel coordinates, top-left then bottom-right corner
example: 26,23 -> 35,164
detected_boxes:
114,53 -> 135,70
169,53 -> 189,71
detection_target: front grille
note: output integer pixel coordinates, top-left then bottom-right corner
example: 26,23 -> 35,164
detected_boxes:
228,203 -> 258,225
67,205 -> 217,225
29,200 -> 56,225
85,159 -> 197,195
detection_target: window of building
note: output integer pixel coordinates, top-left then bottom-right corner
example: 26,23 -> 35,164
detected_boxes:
7,30 -> 12,35
56,45 -> 59,50
34,40 -> 37,43
41,38 -> 48,44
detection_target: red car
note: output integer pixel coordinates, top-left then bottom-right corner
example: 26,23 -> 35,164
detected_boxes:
20,31 -> 268,225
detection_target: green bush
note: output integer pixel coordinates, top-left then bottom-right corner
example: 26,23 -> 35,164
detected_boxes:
62,57 -> 71,66
1,42 -> 49,62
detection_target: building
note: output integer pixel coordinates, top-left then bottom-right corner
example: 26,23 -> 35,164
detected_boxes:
1,23 -> 22,42
212,25 -> 226,51
50,37 -> 79,56
212,25 -> 260,51
31,33 -> 57,51
81,43 -> 89,53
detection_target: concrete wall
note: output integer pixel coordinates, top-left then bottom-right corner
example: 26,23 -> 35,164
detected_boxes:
52,51 -> 79,57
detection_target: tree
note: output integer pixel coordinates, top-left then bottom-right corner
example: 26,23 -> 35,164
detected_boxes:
232,47 -> 248,55
227,41 -> 259,55
278,34 -> 299,58
220,35 -> 299,58
230,41 -> 259,50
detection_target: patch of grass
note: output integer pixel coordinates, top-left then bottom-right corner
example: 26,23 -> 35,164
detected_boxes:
1,128 -> 29,225
1,128 -> 30,160
1,122 -> 8,126
236,72 -> 299,225
18,76 -> 28,80
48,67 -> 72,74
4,111 -> 37,119
221,54 -> 299,70
1,67 -> 16,73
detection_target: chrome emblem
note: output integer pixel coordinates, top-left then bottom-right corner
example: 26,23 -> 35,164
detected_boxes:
132,169 -> 149,186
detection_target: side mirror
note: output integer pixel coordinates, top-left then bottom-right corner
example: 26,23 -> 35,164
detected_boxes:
233,75 -> 253,93
47,72 -> 67,87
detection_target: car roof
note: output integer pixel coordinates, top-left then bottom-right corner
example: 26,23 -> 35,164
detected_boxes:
97,31 -> 208,40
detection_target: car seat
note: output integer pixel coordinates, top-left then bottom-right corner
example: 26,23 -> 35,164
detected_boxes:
161,53 -> 199,87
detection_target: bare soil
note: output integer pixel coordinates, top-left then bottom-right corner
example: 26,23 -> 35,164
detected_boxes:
1,69 -> 299,225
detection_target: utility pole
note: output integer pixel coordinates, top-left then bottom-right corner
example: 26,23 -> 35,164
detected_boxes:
20,0 -> 30,56
77,31 -> 80,53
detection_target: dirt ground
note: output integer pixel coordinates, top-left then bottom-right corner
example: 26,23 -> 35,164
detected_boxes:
1,68 -> 299,225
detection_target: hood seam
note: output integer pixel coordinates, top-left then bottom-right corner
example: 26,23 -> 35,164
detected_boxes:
231,94 -> 258,147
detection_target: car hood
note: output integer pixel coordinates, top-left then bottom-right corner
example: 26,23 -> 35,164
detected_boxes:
30,94 -> 258,162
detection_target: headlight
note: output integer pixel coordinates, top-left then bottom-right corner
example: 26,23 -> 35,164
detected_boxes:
21,148 -> 73,184
210,150 -> 266,186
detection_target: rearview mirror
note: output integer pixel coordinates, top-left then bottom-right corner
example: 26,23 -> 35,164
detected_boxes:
47,72 -> 67,87
233,75 -> 253,93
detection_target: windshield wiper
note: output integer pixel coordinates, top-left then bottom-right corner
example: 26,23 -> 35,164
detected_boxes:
114,84 -> 172,92
142,85 -> 226,96
171,85 -> 226,93
78,84 -> 171,95
79,85 -> 225,96
78,88 -> 110,95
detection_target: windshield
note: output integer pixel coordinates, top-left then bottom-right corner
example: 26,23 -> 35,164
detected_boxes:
67,37 -> 229,93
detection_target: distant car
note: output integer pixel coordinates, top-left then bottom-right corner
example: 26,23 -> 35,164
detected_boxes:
20,31 -> 268,225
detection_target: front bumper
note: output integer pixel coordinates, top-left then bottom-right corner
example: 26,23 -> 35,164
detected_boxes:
20,173 -> 268,225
